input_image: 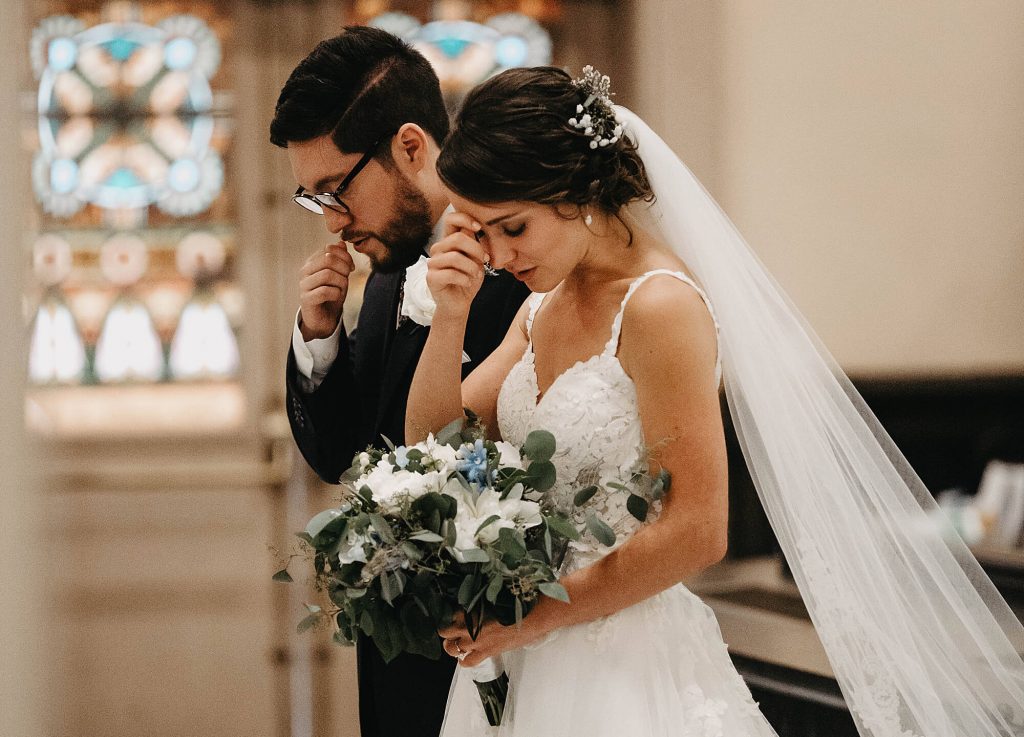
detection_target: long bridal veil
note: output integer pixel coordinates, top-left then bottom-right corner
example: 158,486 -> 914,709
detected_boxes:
619,106 -> 1024,737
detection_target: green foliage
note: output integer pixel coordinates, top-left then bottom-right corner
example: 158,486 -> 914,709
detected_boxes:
573,485 -> 599,506
586,513 -> 616,546
538,581 -> 570,603
626,494 -> 649,522
272,568 -> 293,583
521,430 -> 556,463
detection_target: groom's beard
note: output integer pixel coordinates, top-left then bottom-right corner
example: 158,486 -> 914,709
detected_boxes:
355,175 -> 433,274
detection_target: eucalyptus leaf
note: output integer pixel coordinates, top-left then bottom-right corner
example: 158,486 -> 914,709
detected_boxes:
538,582 -> 570,603
524,460 -> 556,492
409,530 -> 444,543
486,574 -> 504,604
522,430 -> 556,463
272,568 -> 293,583
400,541 -> 423,561
572,485 -> 599,507
626,494 -> 649,522
650,477 -> 665,500
304,603 -> 322,614
437,416 -> 465,445
606,481 -> 630,492
496,528 -> 528,560
545,514 -> 582,542
303,509 -> 344,536
296,612 -> 321,634
381,571 -> 396,605
360,609 -> 375,636
586,513 -> 617,547
458,575 -> 475,607
333,630 -> 353,646
381,434 -> 397,452
475,514 -> 502,536
514,596 -> 524,626
368,513 -> 396,544
459,548 -> 491,563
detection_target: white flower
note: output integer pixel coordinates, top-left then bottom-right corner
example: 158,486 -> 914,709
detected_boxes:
445,485 -> 543,562
338,527 -> 373,564
421,433 -> 459,471
493,441 -> 525,470
357,452 -> 372,473
400,256 -> 436,327
359,464 -> 449,512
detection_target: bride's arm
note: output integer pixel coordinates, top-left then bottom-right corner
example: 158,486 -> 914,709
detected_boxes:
447,278 -> 727,665
405,212 -> 530,443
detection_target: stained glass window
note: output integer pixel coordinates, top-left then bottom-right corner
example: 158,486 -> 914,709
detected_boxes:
25,2 -> 240,396
364,1 -> 555,106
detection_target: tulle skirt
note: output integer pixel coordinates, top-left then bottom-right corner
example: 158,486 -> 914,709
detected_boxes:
440,583 -> 780,736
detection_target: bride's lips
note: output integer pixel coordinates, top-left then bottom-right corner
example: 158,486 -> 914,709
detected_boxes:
512,267 -> 534,280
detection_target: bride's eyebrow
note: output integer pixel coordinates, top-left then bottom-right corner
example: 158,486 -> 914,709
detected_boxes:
485,211 -> 523,226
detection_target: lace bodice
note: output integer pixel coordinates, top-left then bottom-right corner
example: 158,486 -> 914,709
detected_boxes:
496,270 -> 721,572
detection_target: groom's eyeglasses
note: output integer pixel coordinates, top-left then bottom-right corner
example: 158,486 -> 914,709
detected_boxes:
292,134 -> 390,215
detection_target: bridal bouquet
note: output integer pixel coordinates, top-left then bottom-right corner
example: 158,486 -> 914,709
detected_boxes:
274,416 -> 582,725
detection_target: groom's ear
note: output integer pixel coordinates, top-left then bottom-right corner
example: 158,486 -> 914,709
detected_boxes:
391,123 -> 433,174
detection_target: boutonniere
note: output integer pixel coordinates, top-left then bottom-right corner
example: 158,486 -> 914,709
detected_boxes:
400,256 -> 436,327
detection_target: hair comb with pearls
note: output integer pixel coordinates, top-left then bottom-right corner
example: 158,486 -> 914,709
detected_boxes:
569,65 -> 626,150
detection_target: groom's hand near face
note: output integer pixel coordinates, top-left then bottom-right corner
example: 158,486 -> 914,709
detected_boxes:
298,241 -> 355,340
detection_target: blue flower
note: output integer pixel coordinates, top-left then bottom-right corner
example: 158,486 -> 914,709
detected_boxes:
457,439 -> 489,485
393,446 -> 410,470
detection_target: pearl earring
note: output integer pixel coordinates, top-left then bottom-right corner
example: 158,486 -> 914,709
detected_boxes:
584,213 -> 593,226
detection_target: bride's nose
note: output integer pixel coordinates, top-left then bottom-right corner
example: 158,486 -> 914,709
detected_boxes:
487,240 -> 515,270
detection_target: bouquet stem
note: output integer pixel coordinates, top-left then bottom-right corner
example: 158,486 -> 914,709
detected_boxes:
466,656 -> 509,726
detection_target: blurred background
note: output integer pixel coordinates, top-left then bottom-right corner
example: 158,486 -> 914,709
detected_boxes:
2,1 -> 1022,736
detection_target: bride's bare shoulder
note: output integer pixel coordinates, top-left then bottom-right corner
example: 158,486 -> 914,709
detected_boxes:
617,273 -> 719,386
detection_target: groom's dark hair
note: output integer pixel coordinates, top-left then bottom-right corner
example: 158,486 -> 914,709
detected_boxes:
269,26 -> 449,156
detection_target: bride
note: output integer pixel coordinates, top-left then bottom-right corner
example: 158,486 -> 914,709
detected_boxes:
405,66 -> 1024,736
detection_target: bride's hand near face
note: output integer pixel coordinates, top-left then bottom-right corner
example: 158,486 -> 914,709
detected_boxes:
428,211 -> 488,318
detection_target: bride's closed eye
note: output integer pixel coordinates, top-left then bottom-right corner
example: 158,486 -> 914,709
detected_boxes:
502,223 -> 526,237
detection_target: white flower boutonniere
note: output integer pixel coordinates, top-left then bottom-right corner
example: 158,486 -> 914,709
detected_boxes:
400,256 -> 436,327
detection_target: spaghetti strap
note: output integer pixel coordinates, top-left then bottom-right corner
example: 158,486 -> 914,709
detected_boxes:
604,270 -> 722,382
525,292 -> 546,339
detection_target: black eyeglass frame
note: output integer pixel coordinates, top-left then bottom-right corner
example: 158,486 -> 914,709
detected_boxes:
292,133 -> 390,215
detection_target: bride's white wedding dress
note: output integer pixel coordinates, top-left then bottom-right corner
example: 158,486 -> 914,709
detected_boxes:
440,270 -> 780,737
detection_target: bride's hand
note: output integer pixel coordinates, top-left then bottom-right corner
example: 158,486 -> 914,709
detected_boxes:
428,212 -> 488,318
439,611 -> 548,667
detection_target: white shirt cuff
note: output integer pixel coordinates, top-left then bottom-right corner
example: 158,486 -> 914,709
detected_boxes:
291,308 -> 342,392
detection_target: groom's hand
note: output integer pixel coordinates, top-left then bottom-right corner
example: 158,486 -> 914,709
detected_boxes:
428,212 -> 488,318
298,241 -> 355,340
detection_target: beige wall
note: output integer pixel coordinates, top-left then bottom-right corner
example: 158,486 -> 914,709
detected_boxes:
0,0 -> 45,734
630,1 -> 1024,376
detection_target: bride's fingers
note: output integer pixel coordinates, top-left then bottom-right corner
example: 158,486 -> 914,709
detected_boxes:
441,211 -> 482,239
429,251 -> 486,280
431,232 -> 488,267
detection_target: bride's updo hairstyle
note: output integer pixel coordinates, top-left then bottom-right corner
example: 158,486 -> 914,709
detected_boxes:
437,67 -> 653,222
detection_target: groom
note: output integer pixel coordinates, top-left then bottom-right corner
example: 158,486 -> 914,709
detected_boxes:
270,27 -> 529,737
